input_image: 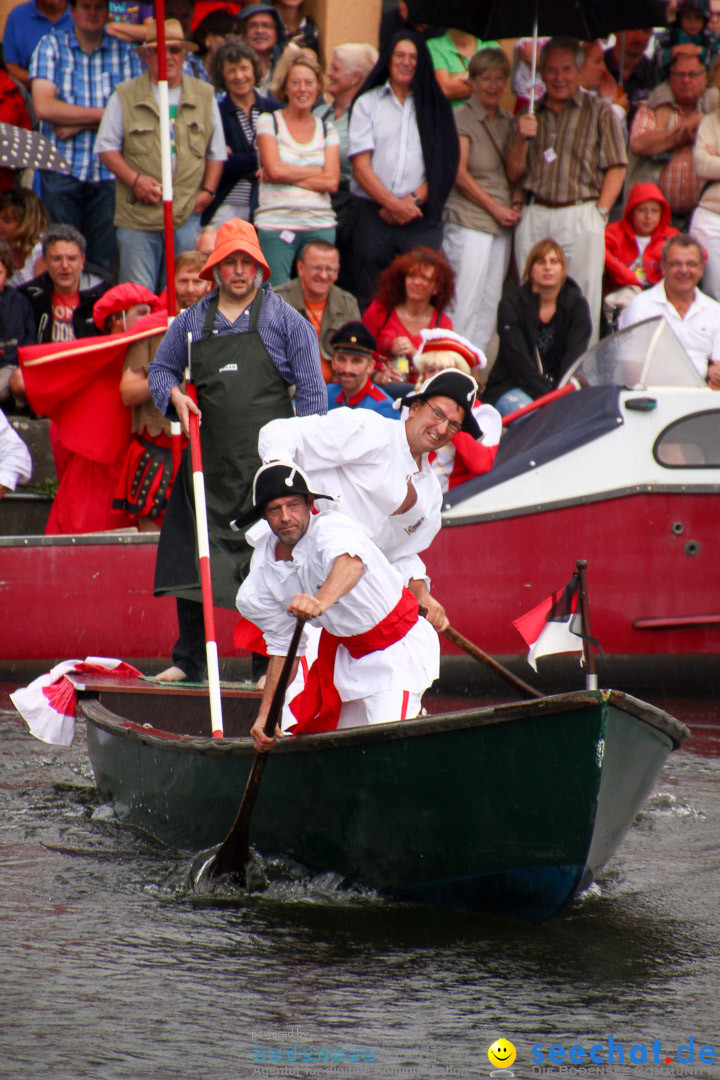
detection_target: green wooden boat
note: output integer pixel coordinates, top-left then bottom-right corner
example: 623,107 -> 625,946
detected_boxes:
75,678 -> 689,922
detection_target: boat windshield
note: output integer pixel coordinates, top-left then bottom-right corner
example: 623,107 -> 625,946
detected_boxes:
559,317 -> 706,390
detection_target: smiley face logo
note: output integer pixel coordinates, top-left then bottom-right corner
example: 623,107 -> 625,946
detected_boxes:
488,1039 -> 517,1069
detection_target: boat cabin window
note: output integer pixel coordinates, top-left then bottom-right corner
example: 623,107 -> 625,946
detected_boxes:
560,318 -> 706,390
654,411 -> 720,468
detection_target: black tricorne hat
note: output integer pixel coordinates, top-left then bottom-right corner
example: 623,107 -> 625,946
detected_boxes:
400,370 -> 482,439
329,321 -> 377,357
229,461 -> 339,531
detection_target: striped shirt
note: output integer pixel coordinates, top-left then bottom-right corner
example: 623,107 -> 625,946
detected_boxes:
148,285 -> 327,419
514,89 -> 627,203
30,28 -> 141,183
348,82 -> 426,199
255,111 -> 339,230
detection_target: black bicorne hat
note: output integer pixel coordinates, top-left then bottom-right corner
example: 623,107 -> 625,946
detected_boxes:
230,461 -> 339,531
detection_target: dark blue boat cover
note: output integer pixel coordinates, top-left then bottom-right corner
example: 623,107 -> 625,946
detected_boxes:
446,386 -> 623,507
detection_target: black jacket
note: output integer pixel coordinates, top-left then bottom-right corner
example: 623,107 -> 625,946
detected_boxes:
201,90 -> 281,226
0,285 -> 36,367
18,266 -> 112,344
486,277 -> 592,403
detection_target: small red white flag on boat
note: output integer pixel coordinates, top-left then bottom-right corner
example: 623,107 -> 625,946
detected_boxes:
512,576 -> 584,672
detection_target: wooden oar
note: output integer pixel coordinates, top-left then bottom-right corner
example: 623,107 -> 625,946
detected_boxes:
209,615 -> 306,880
439,620 -> 543,700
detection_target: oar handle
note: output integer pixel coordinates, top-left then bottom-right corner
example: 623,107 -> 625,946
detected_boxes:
441,624 -> 542,699
418,604 -> 542,699
263,615 -> 306,738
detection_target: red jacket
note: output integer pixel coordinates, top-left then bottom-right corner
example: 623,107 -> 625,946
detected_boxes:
603,182 -> 679,293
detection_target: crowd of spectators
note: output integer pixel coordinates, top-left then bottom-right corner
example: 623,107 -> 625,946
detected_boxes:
3,0 -> 720,520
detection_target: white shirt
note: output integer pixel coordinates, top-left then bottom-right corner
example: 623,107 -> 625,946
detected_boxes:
348,82 -> 426,200
0,412 -> 32,491
237,513 -> 438,700
257,408 -> 442,585
619,280 -> 720,376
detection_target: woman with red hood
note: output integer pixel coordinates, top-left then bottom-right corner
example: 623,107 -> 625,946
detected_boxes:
604,182 -> 680,294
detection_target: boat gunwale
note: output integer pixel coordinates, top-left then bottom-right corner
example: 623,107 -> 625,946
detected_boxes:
79,688 -> 688,756
442,483 -> 720,523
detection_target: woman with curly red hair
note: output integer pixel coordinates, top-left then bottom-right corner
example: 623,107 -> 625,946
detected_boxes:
361,246 -> 455,383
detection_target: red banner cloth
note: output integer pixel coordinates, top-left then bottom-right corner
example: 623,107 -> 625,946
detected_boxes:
290,587 -> 419,736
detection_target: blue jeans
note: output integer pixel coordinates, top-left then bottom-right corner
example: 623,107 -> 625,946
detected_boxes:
256,226 -> 336,286
117,215 -> 201,293
493,388 -> 535,416
40,173 -> 116,272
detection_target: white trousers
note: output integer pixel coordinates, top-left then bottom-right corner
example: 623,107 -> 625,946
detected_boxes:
514,200 -> 606,340
337,690 -> 422,729
690,205 -> 720,302
443,223 -> 511,351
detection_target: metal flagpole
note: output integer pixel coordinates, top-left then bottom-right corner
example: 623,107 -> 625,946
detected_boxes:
529,0 -> 539,112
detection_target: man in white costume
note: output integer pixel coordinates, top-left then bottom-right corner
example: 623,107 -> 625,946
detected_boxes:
234,462 -> 440,748
257,365 -> 484,630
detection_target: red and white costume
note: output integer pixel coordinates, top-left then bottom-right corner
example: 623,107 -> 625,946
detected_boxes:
237,512 -> 439,732
258,409 -> 442,586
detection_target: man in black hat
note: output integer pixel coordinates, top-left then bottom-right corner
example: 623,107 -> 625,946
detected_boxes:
257,368 -> 482,630
326,321 -> 397,419
235,461 -> 439,747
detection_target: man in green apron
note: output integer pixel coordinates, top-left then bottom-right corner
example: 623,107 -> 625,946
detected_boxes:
147,218 -> 326,682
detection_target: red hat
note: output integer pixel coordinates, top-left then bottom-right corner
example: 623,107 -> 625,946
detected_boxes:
93,282 -> 163,330
199,218 -> 271,282
413,328 -> 487,370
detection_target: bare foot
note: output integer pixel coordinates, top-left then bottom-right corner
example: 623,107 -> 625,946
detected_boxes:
155,665 -> 187,682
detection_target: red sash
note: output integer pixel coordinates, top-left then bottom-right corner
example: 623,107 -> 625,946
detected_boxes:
290,587 -> 419,736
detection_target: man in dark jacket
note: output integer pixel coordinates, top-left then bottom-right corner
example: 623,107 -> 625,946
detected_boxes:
18,223 -> 111,344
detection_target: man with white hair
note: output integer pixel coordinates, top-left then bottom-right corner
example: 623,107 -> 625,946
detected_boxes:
147,218 -> 326,682
507,35 -> 627,338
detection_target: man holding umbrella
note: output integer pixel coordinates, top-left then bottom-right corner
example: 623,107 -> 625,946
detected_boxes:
507,35 -> 628,339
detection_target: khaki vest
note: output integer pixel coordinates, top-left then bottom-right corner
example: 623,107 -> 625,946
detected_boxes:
114,73 -> 215,231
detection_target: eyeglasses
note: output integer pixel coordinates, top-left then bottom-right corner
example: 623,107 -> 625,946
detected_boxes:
424,401 -> 462,436
665,259 -> 703,269
476,73 -> 506,86
671,69 -> 705,79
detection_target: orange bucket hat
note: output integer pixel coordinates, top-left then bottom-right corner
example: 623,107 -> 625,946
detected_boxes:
199,219 -> 271,282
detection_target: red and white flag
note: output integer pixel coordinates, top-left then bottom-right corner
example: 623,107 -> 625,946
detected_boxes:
512,576 -> 584,672
11,658 -> 141,746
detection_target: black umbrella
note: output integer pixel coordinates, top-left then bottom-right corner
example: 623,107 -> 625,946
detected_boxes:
406,0 -> 665,42
0,123 -> 72,174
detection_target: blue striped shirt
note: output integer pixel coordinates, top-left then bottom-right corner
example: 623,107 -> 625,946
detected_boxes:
149,285 -> 328,419
29,28 -> 141,183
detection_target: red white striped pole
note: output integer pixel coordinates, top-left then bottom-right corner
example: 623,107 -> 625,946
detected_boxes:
154,0 -> 182,472
187,374 -> 224,739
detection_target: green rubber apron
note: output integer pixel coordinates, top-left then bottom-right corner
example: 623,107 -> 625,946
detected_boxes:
154,288 -> 294,608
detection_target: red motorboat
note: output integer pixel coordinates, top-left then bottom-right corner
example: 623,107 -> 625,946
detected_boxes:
3,318 -> 718,667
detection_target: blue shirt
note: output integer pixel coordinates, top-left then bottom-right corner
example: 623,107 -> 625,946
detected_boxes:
29,28 -> 140,183
149,285 -> 328,419
3,0 -> 74,71
327,379 -> 399,420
